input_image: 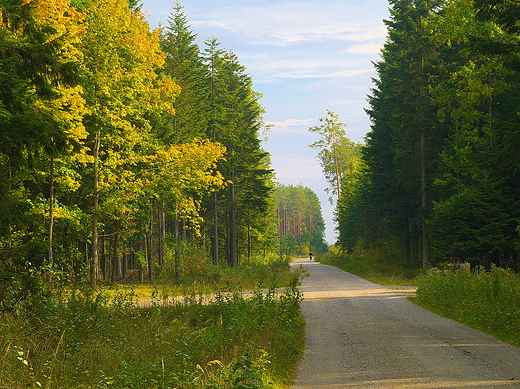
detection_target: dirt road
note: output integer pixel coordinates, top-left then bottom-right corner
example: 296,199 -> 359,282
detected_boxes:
290,258 -> 520,388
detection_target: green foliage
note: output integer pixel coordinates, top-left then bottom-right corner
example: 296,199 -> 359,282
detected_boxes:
415,264 -> 520,346
0,271 -> 304,389
200,37 -> 275,267
274,184 -> 328,257
337,0 -> 520,271
320,240 -> 418,285
309,110 -> 362,204
0,0 -> 279,286
160,1 -> 209,143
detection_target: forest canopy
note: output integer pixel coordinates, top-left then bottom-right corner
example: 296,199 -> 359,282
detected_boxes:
336,0 -> 520,271
0,0 -> 287,288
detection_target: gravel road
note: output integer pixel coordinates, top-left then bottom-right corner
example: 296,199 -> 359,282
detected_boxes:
290,258 -> 520,389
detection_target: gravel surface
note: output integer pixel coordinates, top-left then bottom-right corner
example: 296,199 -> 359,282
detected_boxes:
290,258 -> 520,389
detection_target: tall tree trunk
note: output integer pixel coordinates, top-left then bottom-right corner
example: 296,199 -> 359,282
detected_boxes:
247,218 -> 252,262
111,220 -> 119,284
91,130 -> 101,285
148,208 -> 154,281
420,56 -> 431,268
101,235 -> 106,280
229,180 -> 236,267
47,154 -> 55,283
420,127 -> 430,268
174,211 -> 180,280
213,192 -> 219,265
158,206 -> 165,267
122,251 -> 128,278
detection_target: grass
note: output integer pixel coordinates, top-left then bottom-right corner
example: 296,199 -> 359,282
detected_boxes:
318,242 -> 419,286
414,263 -> 520,347
0,261 -> 305,389
103,257 -> 294,302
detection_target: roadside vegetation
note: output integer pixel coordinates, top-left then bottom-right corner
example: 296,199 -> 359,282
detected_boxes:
108,255 -> 294,301
318,243 -> 418,286
320,247 -> 520,348
0,263 -> 306,389
414,263 -> 520,348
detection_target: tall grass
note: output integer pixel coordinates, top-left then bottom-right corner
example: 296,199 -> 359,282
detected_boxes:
319,240 -> 418,285
0,269 -> 305,388
415,263 -> 520,347
115,256 -> 294,301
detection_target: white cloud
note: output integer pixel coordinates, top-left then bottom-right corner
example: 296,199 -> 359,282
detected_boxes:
191,1 -> 388,46
244,54 -> 374,82
347,44 -> 383,54
267,118 -> 315,132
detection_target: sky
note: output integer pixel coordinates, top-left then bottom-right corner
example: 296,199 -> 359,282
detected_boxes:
140,0 -> 390,243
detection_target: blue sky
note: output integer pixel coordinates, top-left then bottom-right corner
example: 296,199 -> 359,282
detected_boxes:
140,0 -> 390,243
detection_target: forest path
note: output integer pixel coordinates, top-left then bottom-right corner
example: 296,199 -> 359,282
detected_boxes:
290,258 -> 520,388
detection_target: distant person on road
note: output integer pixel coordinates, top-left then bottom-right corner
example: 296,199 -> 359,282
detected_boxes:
309,252 -> 313,261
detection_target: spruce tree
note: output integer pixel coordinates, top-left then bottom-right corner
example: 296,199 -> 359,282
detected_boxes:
160,1 -> 209,143
364,0 -> 446,267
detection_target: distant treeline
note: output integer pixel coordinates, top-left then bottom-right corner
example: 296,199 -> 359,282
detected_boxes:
274,184 -> 328,257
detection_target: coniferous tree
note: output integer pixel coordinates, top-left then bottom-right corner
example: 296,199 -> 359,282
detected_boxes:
426,0 -> 520,268
160,1 -> 209,143
364,0 -> 446,267
202,43 -> 273,266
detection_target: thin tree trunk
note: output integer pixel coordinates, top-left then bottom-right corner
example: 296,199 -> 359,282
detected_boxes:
229,180 -> 236,267
247,219 -> 252,262
174,211 -> 180,280
148,209 -> 154,281
91,130 -> 101,285
111,220 -> 119,284
158,206 -> 165,267
213,192 -> 219,265
101,235 -> 106,280
420,127 -> 430,268
122,251 -> 128,278
419,46 -> 431,268
47,155 -> 55,283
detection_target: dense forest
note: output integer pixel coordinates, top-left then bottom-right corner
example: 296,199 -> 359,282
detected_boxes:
336,0 -> 520,271
0,0 -> 329,294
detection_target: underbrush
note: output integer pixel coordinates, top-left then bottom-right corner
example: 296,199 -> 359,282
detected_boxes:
111,257 -> 293,301
0,269 -> 305,389
415,263 -> 520,347
319,241 -> 418,285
